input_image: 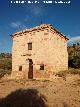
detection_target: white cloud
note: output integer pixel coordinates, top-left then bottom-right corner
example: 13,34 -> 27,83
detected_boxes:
10,22 -> 26,30
68,36 -> 80,43
10,22 -> 21,28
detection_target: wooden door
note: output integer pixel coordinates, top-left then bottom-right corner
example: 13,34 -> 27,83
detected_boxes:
28,59 -> 33,79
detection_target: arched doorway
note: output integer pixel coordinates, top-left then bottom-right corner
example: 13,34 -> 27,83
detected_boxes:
28,59 -> 33,79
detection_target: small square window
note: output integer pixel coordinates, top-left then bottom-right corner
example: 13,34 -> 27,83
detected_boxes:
19,66 -> 22,71
28,42 -> 32,50
40,64 -> 44,70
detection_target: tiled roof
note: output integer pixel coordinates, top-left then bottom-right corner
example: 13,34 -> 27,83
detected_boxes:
12,24 -> 69,40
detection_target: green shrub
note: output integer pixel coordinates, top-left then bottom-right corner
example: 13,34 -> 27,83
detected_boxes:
68,56 -> 80,68
0,55 -> 12,78
0,58 -> 12,70
0,69 -> 11,79
68,45 -> 80,68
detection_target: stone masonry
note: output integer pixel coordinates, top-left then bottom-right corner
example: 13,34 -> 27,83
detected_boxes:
12,24 -> 69,79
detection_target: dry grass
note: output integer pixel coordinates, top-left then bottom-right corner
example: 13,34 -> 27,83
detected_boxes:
55,68 -> 80,78
68,68 -> 80,75
0,74 -> 80,107
0,68 -> 80,107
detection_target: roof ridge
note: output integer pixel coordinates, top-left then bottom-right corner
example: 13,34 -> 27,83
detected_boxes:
13,24 -> 52,35
12,24 -> 69,40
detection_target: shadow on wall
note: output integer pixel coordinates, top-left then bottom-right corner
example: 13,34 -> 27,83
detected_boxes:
0,89 -> 47,107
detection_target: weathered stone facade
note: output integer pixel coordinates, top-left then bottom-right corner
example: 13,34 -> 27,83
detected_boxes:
12,24 -> 69,79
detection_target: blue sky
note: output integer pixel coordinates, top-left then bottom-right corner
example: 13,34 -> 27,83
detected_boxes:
0,0 -> 80,53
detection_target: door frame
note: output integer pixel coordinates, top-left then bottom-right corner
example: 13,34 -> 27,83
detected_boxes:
28,59 -> 33,79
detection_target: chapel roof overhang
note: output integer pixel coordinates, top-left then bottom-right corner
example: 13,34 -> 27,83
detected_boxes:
11,24 -> 69,41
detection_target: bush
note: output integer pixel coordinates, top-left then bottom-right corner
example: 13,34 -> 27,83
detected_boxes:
68,45 -> 80,68
68,56 -> 80,68
0,58 -> 12,70
0,56 -> 12,78
0,69 -> 11,79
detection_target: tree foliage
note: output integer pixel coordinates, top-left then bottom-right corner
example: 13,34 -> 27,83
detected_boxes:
0,53 -> 12,77
68,43 -> 80,68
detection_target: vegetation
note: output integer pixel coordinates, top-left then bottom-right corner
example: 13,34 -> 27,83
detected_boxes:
0,43 -> 80,78
68,43 -> 80,68
56,43 -> 80,77
0,53 -> 12,78
55,68 -> 80,78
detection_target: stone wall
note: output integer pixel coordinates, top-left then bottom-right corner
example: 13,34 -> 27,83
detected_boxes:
12,24 -> 68,79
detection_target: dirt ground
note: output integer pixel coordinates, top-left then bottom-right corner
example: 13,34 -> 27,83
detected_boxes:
0,74 -> 80,107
